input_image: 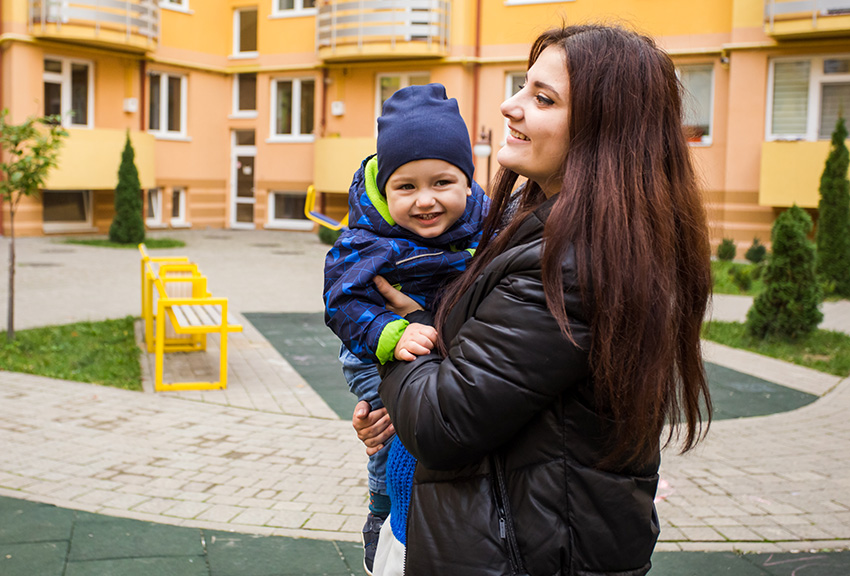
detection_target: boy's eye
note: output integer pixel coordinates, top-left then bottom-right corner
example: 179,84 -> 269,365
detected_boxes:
435,179 -> 452,187
396,183 -> 415,191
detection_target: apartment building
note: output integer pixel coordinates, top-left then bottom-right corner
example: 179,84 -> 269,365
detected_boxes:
1,0 -> 849,252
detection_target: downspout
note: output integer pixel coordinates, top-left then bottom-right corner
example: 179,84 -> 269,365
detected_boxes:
471,0 -> 482,149
139,59 -> 146,131
0,0 -> 6,237
321,67 -> 328,138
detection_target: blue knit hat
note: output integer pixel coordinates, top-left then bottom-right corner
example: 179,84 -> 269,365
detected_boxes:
376,83 -> 475,194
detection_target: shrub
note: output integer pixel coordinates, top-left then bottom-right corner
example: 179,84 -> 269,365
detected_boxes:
815,116 -> 850,297
108,132 -> 145,244
730,265 -> 753,292
717,238 -> 736,261
318,225 -> 342,246
746,205 -> 823,340
744,237 -> 767,264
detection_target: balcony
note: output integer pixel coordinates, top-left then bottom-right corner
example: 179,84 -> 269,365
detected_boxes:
765,0 -> 850,38
317,0 -> 450,62
759,140 -> 834,208
29,0 -> 158,53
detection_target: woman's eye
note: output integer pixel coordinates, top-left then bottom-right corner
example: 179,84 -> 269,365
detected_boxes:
535,94 -> 554,106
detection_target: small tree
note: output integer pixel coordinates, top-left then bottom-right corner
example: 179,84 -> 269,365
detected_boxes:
108,132 -> 145,244
717,238 -> 736,261
747,205 -> 823,340
815,117 -> 850,297
744,237 -> 767,264
0,110 -> 67,341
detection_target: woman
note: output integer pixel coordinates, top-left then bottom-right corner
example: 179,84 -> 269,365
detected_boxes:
357,24 -> 712,576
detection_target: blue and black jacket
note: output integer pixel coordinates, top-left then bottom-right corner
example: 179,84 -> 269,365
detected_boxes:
323,154 -> 488,364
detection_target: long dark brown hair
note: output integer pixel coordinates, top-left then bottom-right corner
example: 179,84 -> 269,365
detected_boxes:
436,25 -> 713,469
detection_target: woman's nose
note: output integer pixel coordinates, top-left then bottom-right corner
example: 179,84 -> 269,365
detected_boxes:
500,92 -> 522,120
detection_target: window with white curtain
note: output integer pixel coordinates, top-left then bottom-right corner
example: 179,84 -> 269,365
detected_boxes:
768,56 -> 850,141
679,65 -> 714,145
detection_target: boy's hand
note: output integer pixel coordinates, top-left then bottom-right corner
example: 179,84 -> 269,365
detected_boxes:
394,322 -> 438,361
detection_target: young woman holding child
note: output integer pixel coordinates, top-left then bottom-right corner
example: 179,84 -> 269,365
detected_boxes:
356,24 -> 713,576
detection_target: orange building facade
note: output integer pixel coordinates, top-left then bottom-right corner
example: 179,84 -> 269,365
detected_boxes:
1,0 -> 849,252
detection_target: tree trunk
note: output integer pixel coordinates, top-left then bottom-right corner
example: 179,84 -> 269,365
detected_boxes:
6,207 -> 15,342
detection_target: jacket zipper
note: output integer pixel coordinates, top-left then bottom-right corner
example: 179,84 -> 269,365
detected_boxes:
492,454 -> 529,576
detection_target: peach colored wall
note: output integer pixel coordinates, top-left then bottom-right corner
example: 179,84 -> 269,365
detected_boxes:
723,50 -> 768,196
5,42 -> 44,121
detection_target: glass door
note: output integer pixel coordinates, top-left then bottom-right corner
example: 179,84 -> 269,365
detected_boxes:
231,130 -> 256,228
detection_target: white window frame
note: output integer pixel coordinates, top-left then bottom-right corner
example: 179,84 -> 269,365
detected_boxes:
232,7 -> 259,59
42,190 -> 95,233
266,190 -> 313,230
767,54 -> 850,142
148,72 -> 189,140
232,73 -> 258,119
505,0 -> 575,5
159,0 -> 192,13
146,187 -> 165,227
271,0 -> 316,18
374,72 -> 431,130
678,64 -> 715,147
43,56 -> 94,129
171,186 -> 190,227
268,77 -> 316,143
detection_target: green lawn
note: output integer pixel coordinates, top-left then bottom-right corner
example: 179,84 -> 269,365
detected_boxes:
702,320 -> 850,377
711,260 -> 765,296
63,237 -> 185,249
0,317 -> 141,391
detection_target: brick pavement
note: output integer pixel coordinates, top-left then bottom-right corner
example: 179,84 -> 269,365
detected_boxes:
1,230 -> 849,553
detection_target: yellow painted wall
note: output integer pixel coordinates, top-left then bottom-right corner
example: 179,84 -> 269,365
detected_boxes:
760,141 -> 834,208
44,128 -> 156,189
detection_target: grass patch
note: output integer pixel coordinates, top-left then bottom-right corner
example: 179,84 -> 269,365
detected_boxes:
702,320 -> 850,377
711,260 -> 765,296
0,317 -> 142,391
63,237 -> 186,249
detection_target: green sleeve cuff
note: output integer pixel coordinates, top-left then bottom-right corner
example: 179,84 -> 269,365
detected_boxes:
376,318 -> 409,365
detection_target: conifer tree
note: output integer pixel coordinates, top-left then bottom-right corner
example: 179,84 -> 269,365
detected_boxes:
815,117 -> 850,297
747,205 -> 822,340
108,132 -> 145,244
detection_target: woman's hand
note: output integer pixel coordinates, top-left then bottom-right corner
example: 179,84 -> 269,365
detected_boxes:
352,400 -> 396,456
374,275 -> 423,317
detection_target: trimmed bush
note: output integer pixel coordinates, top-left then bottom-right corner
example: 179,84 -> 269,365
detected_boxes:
744,237 -> 767,264
108,133 -> 145,244
746,205 -> 823,340
729,265 -> 753,292
318,225 -> 342,246
815,116 -> 850,297
717,238 -> 736,261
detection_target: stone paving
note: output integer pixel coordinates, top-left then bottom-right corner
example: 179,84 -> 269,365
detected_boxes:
1,230 -> 850,554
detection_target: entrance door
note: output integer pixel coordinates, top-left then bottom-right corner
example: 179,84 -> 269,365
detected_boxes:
231,130 -> 256,228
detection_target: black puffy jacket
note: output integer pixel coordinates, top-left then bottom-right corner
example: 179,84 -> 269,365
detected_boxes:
379,198 -> 660,576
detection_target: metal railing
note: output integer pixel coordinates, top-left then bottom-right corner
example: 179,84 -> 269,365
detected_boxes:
317,0 -> 450,55
765,0 -> 850,31
29,0 -> 159,43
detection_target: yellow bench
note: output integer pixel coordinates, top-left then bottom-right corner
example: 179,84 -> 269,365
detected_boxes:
138,243 -> 243,392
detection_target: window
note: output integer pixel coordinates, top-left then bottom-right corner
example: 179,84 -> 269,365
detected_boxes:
42,190 -> 93,232
43,57 -> 93,128
267,191 -> 312,230
679,65 -> 714,145
375,73 -> 430,121
171,187 -> 188,226
160,0 -> 189,10
233,73 -> 257,116
272,0 -> 316,17
148,72 -> 187,138
270,78 -> 315,141
146,188 -> 162,225
233,8 -> 258,58
768,55 -> 850,141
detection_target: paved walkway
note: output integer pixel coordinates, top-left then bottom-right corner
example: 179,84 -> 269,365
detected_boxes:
1,230 -> 850,565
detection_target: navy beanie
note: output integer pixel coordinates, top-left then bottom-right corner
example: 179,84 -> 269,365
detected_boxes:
376,83 -> 475,194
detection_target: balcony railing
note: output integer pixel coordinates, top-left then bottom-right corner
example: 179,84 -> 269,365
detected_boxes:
317,0 -> 450,61
29,0 -> 158,49
765,0 -> 850,36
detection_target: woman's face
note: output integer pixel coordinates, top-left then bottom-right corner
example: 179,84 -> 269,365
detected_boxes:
497,45 -> 570,198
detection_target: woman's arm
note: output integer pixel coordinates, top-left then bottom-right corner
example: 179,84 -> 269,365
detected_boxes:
377,258 -> 591,471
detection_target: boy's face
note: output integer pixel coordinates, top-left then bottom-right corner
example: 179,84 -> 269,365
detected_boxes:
385,159 -> 471,239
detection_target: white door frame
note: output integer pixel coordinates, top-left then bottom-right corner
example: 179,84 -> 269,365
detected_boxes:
230,131 -> 257,229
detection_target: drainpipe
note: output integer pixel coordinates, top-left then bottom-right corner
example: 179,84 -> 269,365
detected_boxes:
139,59 -> 146,131
470,0 -> 482,180
0,0 -> 5,236
320,67 -> 328,138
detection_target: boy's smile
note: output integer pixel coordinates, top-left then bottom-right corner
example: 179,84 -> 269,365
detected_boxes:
385,159 -> 471,239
